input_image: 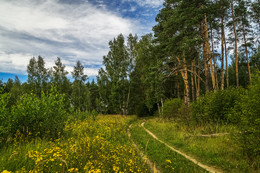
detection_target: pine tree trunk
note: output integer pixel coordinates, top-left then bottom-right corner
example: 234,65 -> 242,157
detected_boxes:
200,21 -> 209,92
197,51 -> 200,98
194,55 -> 199,99
204,14 -> 216,90
177,78 -> 180,98
231,0 -> 239,87
211,27 -> 219,90
213,56 -> 219,90
221,8 -> 225,90
191,59 -> 195,102
224,28 -> 229,88
242,23 -> 252,85
175,64 -> 180,98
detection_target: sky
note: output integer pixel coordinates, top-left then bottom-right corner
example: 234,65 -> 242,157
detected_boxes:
0,0 -> 163,83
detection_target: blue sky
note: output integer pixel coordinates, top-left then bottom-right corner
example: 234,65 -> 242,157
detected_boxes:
0,0 -> 163,83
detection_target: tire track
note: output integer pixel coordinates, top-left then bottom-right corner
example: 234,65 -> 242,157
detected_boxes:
127,124 -> 161,173
141,122 -> 222,173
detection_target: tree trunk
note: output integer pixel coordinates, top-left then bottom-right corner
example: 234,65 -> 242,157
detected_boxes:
175,64 -> 180,98
221,7 -> 225,90
177,78 -> 180,99
197,50 -> 200,99
191,59 -> 195,102
204,14 -> 216,90
161,98 -> 164,117
157,102 -> 161,117
200,21 -> 209,92
211,26 -> 219,90
231,0 -> 239,87
242,23 -> 252,85
179,54 -> 190,106
224,27 -> 229,88
126,84 -> 131,115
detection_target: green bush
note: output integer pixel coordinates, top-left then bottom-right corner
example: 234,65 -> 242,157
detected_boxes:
191,88 -> 244,124
234,72 -> 260,165
9,87 -> 68,139
162,98 -> 183,119
0,93 -> 11,141
136,102 -> 157,117
136,102 -> 150,117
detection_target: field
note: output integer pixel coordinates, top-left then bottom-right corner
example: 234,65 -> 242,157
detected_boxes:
1,115 -> 259,173
135,118 -> 259,173
0,115 -> 148,173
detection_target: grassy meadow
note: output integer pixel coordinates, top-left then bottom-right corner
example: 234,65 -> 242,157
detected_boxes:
141,118 -> 258,172
1,114 -> 259,173
0,115 -> 149,173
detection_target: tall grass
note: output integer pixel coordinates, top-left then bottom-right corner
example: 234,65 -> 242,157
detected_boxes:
130,121 -> 207,173
0,115 -> 149,173
144,118 -> 256,172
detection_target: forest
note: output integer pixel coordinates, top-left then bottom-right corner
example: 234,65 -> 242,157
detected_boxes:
0,0 -> 259,172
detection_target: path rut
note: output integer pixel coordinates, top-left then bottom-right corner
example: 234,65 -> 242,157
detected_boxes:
141,122 -> 222,173
127,124 -> 161,173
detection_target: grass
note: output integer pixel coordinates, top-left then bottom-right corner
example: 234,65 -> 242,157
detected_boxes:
0,115 -> 149,173
1,115 -> 257,172
143,118 -> 258,173
130,121 -> 207,173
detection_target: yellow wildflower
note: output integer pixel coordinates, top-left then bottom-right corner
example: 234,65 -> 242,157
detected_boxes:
68,168 -> 79,172
2,171 -> 12,173
166,159 -> 172,164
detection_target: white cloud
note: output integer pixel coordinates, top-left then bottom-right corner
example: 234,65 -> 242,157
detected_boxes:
0,51 -> 33,74
124,0 -> 163,8
0,51 -> 100,78
0,0 -> 139,77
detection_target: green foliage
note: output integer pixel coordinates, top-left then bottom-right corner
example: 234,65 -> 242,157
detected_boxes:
191,88 -> 244,124
162,98 -> 183,119
97,34 -> 133,115
8,87 -> 67,139
136,102 -> 151,117
27,56 -> 49,97
0,93 -> 11,141
71,80 -> 90,111
71,61 -> 91,112
233,71 -> 260,165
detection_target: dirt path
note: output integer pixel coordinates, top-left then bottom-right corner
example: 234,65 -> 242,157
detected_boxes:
185,133 -> 229,138
127,124 -> 161,173
141,122 -> 222,173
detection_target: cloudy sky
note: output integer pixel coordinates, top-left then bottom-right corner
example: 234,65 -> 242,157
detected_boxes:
0,0 -> 163,82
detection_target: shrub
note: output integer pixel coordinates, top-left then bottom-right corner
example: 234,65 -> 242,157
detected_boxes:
178,103 -> 191,124
234,72 -> 260,165
136,102 -> 150,117
191,88 -> 244,124
0,93 -> 11,141
162,98 -> 183,119
10,87 -> 68,139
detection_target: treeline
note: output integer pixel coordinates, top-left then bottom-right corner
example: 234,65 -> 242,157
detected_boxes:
0,0 -> 259,116
1,57 -> 98,112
